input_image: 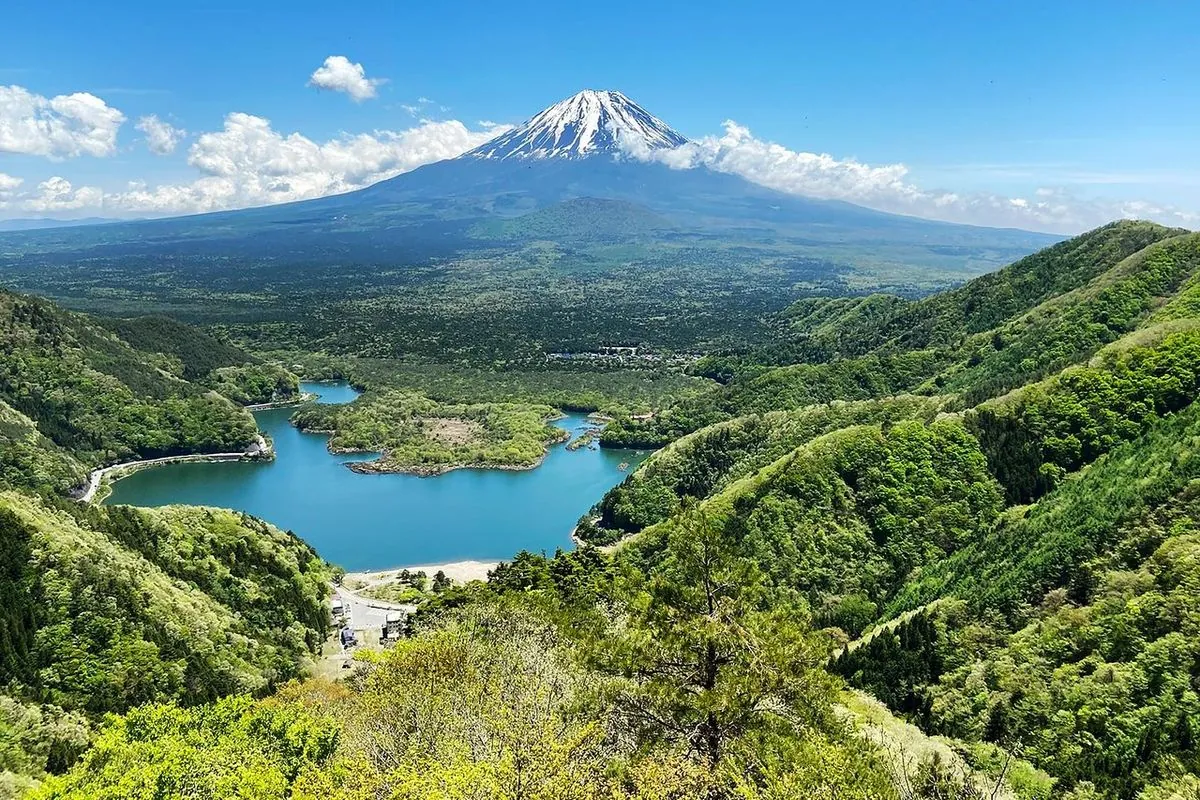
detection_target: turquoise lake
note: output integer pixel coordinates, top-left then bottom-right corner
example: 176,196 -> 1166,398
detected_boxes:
105,382 -> 646,570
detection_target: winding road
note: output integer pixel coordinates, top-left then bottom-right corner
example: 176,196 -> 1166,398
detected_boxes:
77,435 -> 271,503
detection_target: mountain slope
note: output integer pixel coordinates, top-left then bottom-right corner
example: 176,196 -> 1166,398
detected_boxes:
835,400 -> 1200,799
0,492 -> 330,716
604,221 -> 1196,449
0,289 -> 257,479
597,223 -> 1200,536
99,315 -> 255,381
0,92 -> 1057,325
589,223 -> 1200,798
0,399 -> 86,495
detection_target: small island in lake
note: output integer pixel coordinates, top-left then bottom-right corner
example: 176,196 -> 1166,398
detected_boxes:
290,389 -> 571,475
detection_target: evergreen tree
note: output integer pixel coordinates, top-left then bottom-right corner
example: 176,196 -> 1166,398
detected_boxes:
595,505 -> 837,768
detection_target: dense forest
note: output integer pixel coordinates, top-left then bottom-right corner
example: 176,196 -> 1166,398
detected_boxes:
3,219 -> 1200,798
0,292 -> 264,492
0,493 -> 330,796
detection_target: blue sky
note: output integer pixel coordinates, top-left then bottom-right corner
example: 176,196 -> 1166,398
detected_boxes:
1,0 -> 1196,232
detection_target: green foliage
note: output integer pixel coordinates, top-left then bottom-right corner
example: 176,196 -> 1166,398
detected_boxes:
594,395 -> 948,539
100,314 -> 253,381
618,221 -> 1185,442
292,389 -> 565,473
602,351 -> 947,447
0,289 -> 257,471
206,363 -> 301,405
0,400 -> 85,495
869,220 -> 1182,356
0,697 -> 89,794
0,491 -> 329,717
831,607 -> 947,717
269,351 -> 714,415
967,324 -> 1200,503
945,232 -> 1200,401
924,530 -> 1200,797
594,507 -> 840,766
848,405 -> 1200,798
725,350 -> 947,416
631,419 -> 1003,608
30,694 -> 339,799
38,573 -> 901,799
894,401 -> 1200,621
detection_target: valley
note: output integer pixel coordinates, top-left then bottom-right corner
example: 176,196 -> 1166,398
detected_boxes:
0,87 -> 1197,800
0,91 -> 1056,366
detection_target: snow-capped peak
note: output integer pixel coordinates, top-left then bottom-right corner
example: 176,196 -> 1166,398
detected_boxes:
467,89 -> 687,161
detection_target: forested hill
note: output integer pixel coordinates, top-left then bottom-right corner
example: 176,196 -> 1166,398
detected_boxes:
0,493 -> 332,796
571,220 -> 1200,797
12,220 -> 1200,799
602,220 -> 1196,443
0,289 -> 307,494
0,289 -> 331,796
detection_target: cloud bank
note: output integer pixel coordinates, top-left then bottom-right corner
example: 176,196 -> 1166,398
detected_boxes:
308,56 -> 383,102
22,176 -> 104,211
107,113 -> 510,214
616,120 -> 1199,234
0,84 -> 125,158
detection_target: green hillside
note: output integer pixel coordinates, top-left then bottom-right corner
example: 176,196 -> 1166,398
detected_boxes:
603,220 -> 1194,446
574,220 -> 1200,797
0,492 -> 330,792
0,289 -> 258,483
0,288 -> 348,795
99,315 -> 255,381
0,400 -> 85,495
12,219 -> 1200,799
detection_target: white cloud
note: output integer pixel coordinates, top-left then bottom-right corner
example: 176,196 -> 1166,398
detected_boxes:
615,120 -> 1199,234
6,106 -> 1195,234
136,114 -> 186,154
22,176 -> 104,211
0,84 -> 125,158
107,112 -> 510,214
307,56 -> 383,102
0,172 -> 22,194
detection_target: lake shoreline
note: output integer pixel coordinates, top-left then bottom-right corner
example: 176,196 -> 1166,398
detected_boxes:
105,382 -> 648,570
243,391 -> 317,411
77,435 -> 272,504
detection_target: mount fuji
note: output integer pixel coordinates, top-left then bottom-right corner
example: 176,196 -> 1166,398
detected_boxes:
343,89 -> 875,217
319,89 -> 1048,248
0,90 -> 1058,303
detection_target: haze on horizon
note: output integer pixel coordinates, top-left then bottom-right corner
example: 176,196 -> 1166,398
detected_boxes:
1,0 -> 1197,235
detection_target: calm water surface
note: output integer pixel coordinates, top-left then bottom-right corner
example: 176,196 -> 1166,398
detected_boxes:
106,382 -> 645,570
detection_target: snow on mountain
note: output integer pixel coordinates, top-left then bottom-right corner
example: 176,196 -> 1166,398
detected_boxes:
467,89 -> 688,161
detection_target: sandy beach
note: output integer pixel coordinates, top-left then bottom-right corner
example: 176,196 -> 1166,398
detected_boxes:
343,559 -> 500,588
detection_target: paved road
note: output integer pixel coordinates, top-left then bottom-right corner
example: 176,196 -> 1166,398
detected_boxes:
330,583 -> 416,636
78,435 -> 270,503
